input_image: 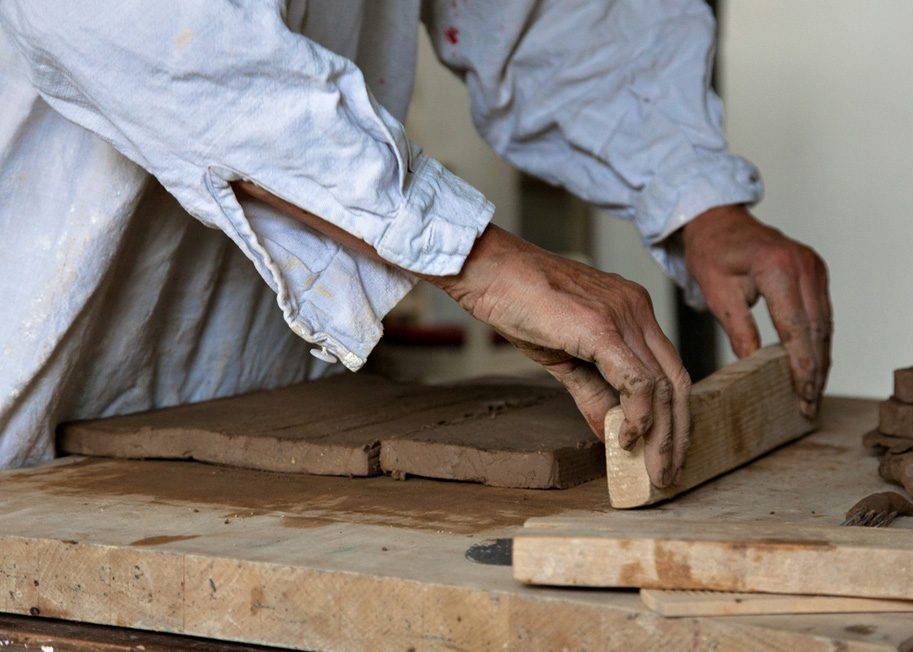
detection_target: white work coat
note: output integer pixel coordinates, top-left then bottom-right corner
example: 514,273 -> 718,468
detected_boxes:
0,0 -> 762,468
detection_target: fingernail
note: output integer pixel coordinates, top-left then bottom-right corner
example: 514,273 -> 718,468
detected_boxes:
801,399 -> 819,420
661,468 -> 674,488
802,381 -> 816,401
673,468 -> 682,486
620,428 -> 638,451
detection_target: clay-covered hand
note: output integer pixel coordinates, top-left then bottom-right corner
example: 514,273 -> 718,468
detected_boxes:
431,225 -> 692,488
682,204 -> 832,418
232,182 -> 691,487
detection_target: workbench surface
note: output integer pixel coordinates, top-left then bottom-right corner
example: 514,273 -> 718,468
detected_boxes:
0,397 -> 909,652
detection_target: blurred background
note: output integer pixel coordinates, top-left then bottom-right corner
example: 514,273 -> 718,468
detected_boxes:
369,0 -> 913,400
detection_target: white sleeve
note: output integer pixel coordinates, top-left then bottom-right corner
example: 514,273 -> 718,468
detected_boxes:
0,1 -> 495,369
422,0 -> 762,305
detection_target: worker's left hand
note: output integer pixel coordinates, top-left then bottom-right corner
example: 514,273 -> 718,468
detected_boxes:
682,204 -> 832,418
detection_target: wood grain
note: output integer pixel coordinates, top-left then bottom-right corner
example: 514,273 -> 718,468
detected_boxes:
59,375 -> 603,489
640,589 -> 913,617
604,345 -> 814,508
2,398 -> 912,651
514,518 -> 913,599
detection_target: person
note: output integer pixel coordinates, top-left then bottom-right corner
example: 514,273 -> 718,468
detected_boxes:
0,0 -> 830,488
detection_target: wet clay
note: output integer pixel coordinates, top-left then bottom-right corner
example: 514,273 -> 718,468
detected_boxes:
15,458 -> 612,535
58,374 -> 603,489
862,429 -> 913,455
895,366 -> 913,404
879,398 -> 913,437
878,452 -> 913,495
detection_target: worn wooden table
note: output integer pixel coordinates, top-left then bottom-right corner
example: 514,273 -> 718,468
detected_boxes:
0,397 -> 910,651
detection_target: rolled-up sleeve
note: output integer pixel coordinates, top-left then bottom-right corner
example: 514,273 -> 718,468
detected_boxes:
0,1 -> 494,369
422,0 -> 762,306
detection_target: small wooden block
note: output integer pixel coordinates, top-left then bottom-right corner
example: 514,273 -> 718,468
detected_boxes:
513,518 -> 913,600
880,398 -> 913,437
640,589 -> 913,617
894,366 -> 913,404
604,345 -> 813,508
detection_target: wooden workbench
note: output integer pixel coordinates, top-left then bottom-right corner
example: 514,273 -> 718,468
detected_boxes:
0,397 -> 910,651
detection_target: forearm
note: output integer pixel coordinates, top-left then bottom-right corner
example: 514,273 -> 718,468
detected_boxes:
234,179 -> 507,305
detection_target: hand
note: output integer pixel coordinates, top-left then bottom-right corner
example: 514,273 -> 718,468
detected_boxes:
232,182 -> 692,488
431,225 -> 692,488
682,204 -> 832,418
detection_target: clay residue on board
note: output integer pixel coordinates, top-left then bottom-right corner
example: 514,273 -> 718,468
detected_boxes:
16,458 -> 611,535
129,534 -> 200,546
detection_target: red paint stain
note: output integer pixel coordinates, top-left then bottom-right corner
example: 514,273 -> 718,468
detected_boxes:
445,26 -> 459,45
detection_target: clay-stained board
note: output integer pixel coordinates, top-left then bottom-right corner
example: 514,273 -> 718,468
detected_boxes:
4,398 -> 913,651
513,518 -> 913,599
604,345 -> 814,508
58,375 -> 603,489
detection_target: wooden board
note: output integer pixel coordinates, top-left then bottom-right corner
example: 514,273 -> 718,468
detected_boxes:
604,345 -> 814,508
59,375 -> 603,489
513,518 -> 913,599
640,590 -> 913,617
4,398 -> 913,651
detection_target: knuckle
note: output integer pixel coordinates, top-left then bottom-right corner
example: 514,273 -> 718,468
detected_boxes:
624,373 -> 654,397
623,282 -> 653,310
669,367 -> 692,394
766,246 -> 799,274
654,377 -> 674,404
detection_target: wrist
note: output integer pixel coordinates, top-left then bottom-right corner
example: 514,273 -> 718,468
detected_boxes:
418,224 -> 516,312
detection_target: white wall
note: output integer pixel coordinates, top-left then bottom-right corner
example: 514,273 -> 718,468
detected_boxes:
719,1 -> 913,397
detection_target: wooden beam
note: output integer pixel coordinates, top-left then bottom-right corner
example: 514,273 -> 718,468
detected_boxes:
639,589 -> 913,617
604,345 -> 814,508
513,518 -> 913,600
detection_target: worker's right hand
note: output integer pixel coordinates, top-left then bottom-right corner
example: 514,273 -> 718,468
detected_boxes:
234,183 -> 692,488
427,225 -> 692,488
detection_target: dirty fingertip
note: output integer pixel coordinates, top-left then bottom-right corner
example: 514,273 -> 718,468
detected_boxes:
800,399 -> 819,420
619,428 -> 639,451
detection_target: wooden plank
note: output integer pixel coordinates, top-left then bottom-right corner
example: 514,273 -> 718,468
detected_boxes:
604,345 -> 814,508
513,518 -> 913,599
59,376 -> 603,488
640,589 -> 913,617
3,398 -> 912,651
